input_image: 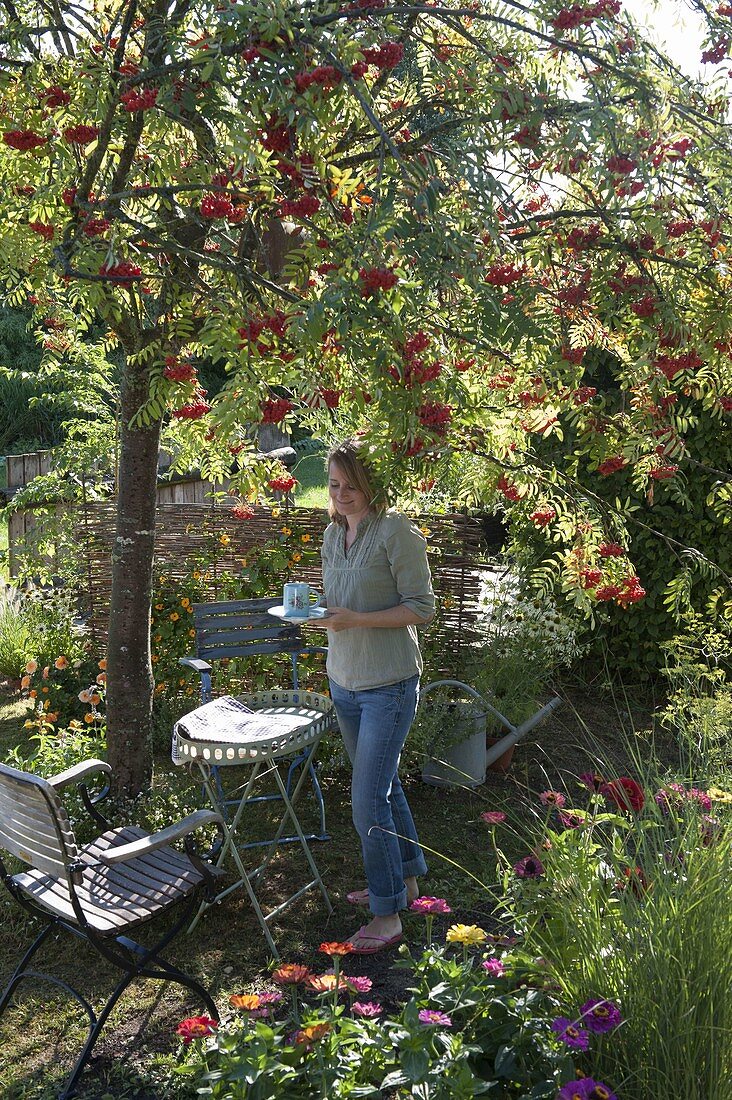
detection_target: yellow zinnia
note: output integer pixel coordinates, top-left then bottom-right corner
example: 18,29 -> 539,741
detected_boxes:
446,923 -> 487,946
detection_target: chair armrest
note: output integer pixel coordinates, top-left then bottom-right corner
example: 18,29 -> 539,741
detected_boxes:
46,759 -> 112,790
179,657 -> 213,673
297,647 -> 328,658
99,809 -> 224,865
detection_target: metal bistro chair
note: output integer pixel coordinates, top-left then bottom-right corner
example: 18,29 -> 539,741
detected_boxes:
0,758 -> 225,1100
180,597 -> 331,846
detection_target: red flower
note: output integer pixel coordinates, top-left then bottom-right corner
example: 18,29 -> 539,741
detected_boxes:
176,1015 -> 217,1044
601,776 -> 645,813
3,129 -> 48,151
319,941 -> 354,957
63,124 -> 99,145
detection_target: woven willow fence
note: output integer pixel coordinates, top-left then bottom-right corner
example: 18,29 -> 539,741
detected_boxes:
76,501 -> 505,656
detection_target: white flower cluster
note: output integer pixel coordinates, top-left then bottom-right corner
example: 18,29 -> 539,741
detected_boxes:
476,570 -> 588,672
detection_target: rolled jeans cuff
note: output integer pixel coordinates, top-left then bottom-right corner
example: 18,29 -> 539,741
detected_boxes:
369,885 -> 407,916
402,854 -> 428,879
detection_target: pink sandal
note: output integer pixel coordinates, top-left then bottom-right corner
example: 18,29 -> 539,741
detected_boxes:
346,888 -> 370,906
349,926 -> 403,954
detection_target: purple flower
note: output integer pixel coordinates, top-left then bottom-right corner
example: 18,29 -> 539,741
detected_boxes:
482,957 -> 506,977
557,1078 -> 617,1100
558,810 -> 584,829
551,1016 -> 589,1050
418,1009 -> 452,1027
540,790 -> 567,808
579,772 -> 605,792
513,855 -> 545,878
580,998 -> 622,1033
409,895 -> 452,914
689,787 -> 712,812
352,1000 -> 382,1018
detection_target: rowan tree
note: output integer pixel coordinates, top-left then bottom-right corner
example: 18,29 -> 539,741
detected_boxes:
2,0 -> 731,792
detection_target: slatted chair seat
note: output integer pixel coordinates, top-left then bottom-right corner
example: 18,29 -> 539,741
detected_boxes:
14,826 -> 207,935
0,758 -> 225,1100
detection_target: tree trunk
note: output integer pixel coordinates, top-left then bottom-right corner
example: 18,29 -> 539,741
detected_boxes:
106,359 -> 162,795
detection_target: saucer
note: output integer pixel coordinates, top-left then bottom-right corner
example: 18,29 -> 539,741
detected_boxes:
268,605 -> 329,621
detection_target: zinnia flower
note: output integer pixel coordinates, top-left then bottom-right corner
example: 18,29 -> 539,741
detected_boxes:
319,941 -> 354,956
229,993 -> 262,1011
418,1009 -> 452,1027
54,655 -> 68,670
481,810 -> 507,824
513,855 -> 545,878
352,1000 -> 382,1018
558,810 -> 584,829
25,659 -> 38,674
446,923 -> 487,945
551,1016 -> 589,1050
540,790 -> 566,808
409,896 -> 451,915
293,1021 -> 331,1046
600,776 -> 645,813
308,974 -> 343,993
272,963 -> 311,985
580,998 -> 623,1032
557,1078 -> 617,1100
345,975 -> 373,994
482,957 -> 506,977
176,1015 -> 217,1043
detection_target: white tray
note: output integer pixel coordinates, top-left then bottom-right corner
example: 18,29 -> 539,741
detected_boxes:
267,604 -> 330,621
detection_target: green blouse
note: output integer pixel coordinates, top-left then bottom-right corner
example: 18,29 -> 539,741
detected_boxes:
321,510 -> 436,691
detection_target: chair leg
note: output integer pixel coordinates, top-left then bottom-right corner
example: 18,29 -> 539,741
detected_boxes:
57,971 -> 135,1100
0,919 -> 55,1017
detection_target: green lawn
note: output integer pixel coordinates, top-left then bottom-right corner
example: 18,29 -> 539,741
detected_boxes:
292,453 -> 329,510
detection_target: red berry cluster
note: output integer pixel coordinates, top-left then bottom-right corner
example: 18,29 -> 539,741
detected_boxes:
38,85 -> 71,108
29,222 -> 54,241
719,396 -> 732,412
485,261 -> 525,287
561,345 -> 585,364
455,357 -> 476,372
259,118 -> 292,154
606,154 -> 636,175
573,385 -> 597,405
530,508 -> 556,527
487,371 -> 515,390
557,280 -> 590,307
63,125 -> 99,145
599,542 -> 625,557
238,311 -> 289,355
82,218 -> 111,237
551,0 -> 620,31
294,66 -> 343,93
564,224 -> 601,250
99,260 -> 143,286
361,42 -> 404,70
172,400 -> 211,420
120,86 -> 159,111
654,349 -> 702,380
268,475 -> 297,493
200,193 -> 235,219
496,475 -> 521,502
597,456 -> 627,476
279,194 -> 321,218
260,397 -> 293,423
649,464 -> 678,480
629,295 -> 657,318
163,356 -> 197,383
417,401 -> 452,435
3,129 -> 47,151
358,267 -> 398,297
701,36 -> 730,64
666,219 -> 695,238
232,503 -> 256,519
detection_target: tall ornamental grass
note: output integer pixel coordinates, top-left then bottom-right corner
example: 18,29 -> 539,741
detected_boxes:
498,766 -> 732,1100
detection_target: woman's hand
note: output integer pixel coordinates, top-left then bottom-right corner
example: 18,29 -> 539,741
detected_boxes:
321,605 -> 361,632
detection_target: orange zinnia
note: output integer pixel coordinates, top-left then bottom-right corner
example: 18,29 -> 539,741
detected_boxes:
54,656 -> 68,670
307,974 -> 342,993
319,941 -> 354,957
294,1022 -> 331,1045
229,993 -> 262,1011
271,963 -> 311,985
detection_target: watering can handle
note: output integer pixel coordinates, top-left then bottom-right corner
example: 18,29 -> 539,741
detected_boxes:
418,679 -> 488,709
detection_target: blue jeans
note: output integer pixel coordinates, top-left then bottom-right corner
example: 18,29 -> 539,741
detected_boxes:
329,675 -> 428,916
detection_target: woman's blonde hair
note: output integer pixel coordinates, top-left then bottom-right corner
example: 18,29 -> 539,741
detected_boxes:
326,438 -> 387,525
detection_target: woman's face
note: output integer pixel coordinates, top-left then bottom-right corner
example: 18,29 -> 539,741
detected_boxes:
328,461 -> 370,522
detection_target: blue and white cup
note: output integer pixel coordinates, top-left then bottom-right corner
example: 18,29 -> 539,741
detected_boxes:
282,582 -> 323,618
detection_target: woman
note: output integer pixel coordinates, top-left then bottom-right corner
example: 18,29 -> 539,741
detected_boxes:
318,438 -> 435,953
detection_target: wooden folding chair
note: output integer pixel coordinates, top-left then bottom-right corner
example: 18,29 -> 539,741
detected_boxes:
0,758 -> 224,1100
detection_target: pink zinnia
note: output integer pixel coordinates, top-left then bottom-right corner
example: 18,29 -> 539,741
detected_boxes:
346,975 -> 373,994
513,855 -> 545,878
409,896 -> 452,915
418,1009 -> 452,1027
482,957 -> 506,977
481,811 -> 507,824
352,1000 -> 382,1018
539,790 -> 566,808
